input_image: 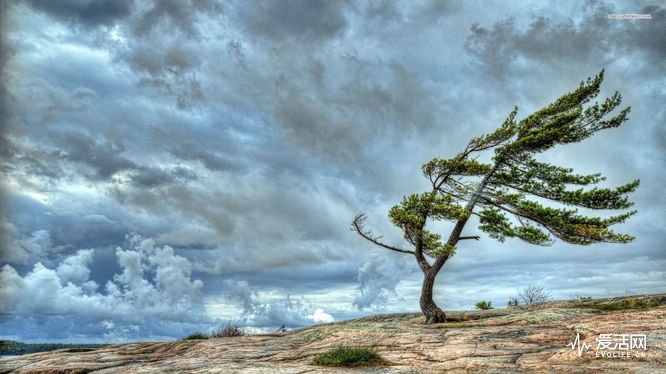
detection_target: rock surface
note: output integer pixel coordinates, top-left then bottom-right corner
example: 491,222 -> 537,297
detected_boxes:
2,294 -> 665,373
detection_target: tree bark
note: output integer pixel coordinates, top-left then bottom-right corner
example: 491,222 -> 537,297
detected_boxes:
420,268 -> 446,324
419,173 -> 495,324
416,185 -> 469,324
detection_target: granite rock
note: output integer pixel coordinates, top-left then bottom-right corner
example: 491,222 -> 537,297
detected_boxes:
2,294 -> 664,373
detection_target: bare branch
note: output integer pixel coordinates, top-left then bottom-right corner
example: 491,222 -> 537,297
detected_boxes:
517,285 -> 551,305
351,213 -> 415,255
459,236 -> 480,240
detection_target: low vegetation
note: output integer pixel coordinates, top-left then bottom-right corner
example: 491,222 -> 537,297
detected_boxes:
475,301 -> 494,310
210,323 -> 245,338
182,332 -> 209,340
312,346 -> 386,367
504,287 -> 550,308
182,322 -> 246,340
518,285 -> 550,305
572,298 -> 660,311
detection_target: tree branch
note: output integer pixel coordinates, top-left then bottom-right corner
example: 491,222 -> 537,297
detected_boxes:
477,196 -> 561,239
351,214 -> 415,255
413,235 -> 432,273
459,236 -> 480,240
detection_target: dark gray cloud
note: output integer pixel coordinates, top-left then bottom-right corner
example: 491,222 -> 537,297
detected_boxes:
465,1 -> 666,76
132,0 -> 222,37
0,192 -> 136,268
128,42 -> 202,77
52,130 -> 136,180
270,58 -> 441,164
633,5 -> 666,60
241,0 -> 349,43
25,0 -> 135,27
361,0 -> 403,23
0,2 -> 16,263
121,30 -> 207,110
129,166 -> 197,188
418,0 -> 464,22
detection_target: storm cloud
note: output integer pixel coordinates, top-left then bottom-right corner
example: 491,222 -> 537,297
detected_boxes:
465,1 -> 666,75
25,0 -> 135,27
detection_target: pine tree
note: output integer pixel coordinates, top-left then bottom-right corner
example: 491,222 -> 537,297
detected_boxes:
352,70 -> 639,324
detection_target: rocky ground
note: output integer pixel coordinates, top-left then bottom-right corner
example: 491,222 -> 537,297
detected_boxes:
1,294 -> 665,373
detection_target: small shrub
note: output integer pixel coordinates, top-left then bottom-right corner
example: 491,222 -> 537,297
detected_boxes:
570,294 -> 592,302
182,332 -> 209,340
211,322 -> 245,338
475,301 -> 493,310
518,285 -> 550,305
312,346 -> 386,367
507,298 -> 519,308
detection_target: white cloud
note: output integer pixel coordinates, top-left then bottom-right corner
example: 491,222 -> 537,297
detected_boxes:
56,249 -> 94,285
1,233 -> 341,341
0,234 -> 207,341
222,279 -> 336,328
308,308 -> 334,323
353,254 -> 410,310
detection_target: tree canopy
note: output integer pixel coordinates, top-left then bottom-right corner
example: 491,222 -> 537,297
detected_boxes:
352,70 -> 639,323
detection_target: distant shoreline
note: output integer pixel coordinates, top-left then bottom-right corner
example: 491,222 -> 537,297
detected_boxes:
0,341 -> 108,356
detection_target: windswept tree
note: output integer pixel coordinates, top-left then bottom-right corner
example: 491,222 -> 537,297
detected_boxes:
352,71 -> 639,324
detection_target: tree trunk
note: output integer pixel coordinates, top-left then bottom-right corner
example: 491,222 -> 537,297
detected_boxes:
420,269 -> 446,324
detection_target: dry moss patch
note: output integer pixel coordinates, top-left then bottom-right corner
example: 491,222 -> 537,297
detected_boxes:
573,298 -> 661,311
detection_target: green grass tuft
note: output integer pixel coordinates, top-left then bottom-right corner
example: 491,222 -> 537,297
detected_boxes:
312,346 -> 386,367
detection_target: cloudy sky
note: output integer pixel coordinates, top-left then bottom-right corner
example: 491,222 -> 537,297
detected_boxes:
1,0 -> 664,343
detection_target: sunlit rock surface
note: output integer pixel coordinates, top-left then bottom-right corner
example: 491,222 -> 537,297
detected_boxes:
2,294 -> 664,373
